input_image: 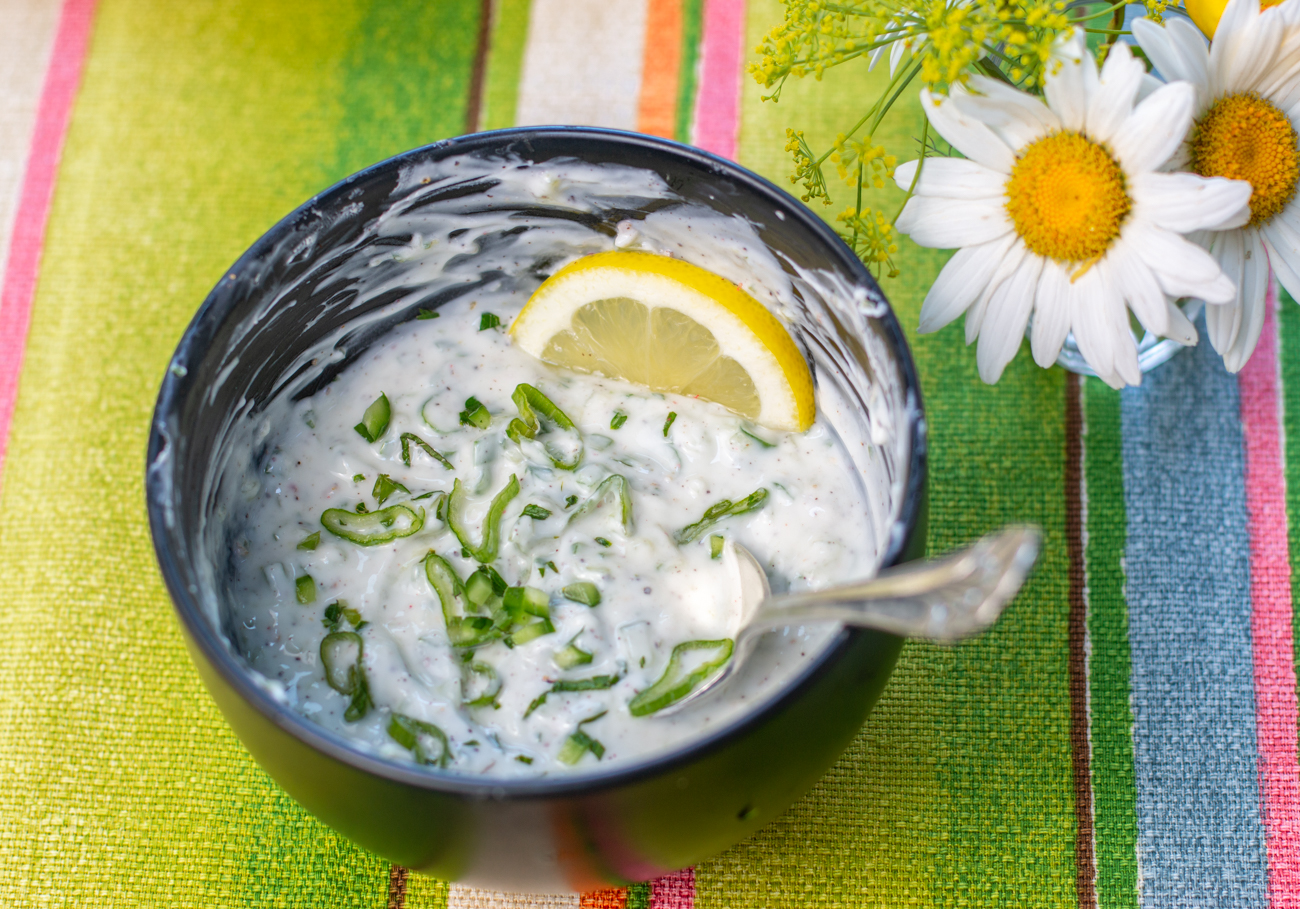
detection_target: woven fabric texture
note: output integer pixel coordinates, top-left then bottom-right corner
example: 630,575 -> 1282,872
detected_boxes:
1,0 -> 1297,907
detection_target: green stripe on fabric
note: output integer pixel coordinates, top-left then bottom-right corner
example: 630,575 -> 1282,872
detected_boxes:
480,0 -> 531,131
0,2 -> 481,905
626,881 -> 653,908
404,873 -> 452,909
699,1 -> 1077,906
1082,379 -> 1139,909
675,0 -> 704,144
1280,291 -> 1300,723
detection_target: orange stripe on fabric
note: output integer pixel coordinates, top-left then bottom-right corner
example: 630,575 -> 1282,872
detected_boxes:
637,0 -> 683,138
579,888 -> 629,909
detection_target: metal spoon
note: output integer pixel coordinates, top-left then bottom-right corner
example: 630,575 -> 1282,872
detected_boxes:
657,525 -> 1042,715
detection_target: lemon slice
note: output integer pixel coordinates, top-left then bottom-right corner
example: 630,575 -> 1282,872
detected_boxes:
509,251 -> 815,432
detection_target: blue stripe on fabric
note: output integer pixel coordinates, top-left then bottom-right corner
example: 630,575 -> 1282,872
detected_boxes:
1119,327 -> 1268,907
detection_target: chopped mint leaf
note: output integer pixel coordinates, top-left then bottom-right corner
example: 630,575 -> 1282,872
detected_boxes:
479,312 -> 501,331
459,396 -> 491,429
416,308 -> 440,320
516,755 -> 533,764
610,411 -> 628,430
352,474 -> 365,482
522,504 -> 552,520
372,474 -> 409,507
297,532 -> 321,551
565,495 -> 578,509
354,393 -> 391,442
594,537 -> 612,548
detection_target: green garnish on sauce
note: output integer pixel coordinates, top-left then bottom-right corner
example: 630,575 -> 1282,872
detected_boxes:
568,474 -> 634,534
560,582 -> 601,607
372,474 -> 409,507
462,661 -> 503,708
710,535 -> 725,559
673,488 -> 769,545
323,600 -> 365,632
663,412 -> 677,436
506,383 -> 582,470
479,312 -> 501,331
557,712 -> 608,764
416,308 -> 440,320
297,532 -> 320,551
565,495 -> 578,509
610,411 -> 628,430
446,475 -> 519,563
401,432 -> 454,470
320,632 -> 372,721
628,639 -> 734,716
522,504 -> 552,520
321,504 -> 425,545
458,396 -> 491,430
525,675 -> 619,717
387,714 -> 450,767
295,574 -> 316,604
554,634 -> 595,669
354,393 -> 391,442
594,537 -> 612,548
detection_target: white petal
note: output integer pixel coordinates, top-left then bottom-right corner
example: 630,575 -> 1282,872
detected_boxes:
966,290 -> 991,345
953,77 -> 1060,150
1128,219 -> 1237,302
1262,222 -> 1300,302
1044,29 -> 1098,131
919,89 -> 1016,173
1109,81 -> 1196,174
1223,231 -> 1269,371
1097,262 -> 1143,386
890,37 -> 908,76
977,255 -> 1043,383
1165,300 -> 1200,345
1130,172 -> 1252,232
1108,241 -> 1169,336
1068,266 -> 1116,380
918,233 -> 1019,333
868,43 -> 887,71
1086,42 -> 1145,144
1132,17 -> 1210,99
1206,229 -> 1246,353
1213,0 -> 1282,95
967,239 -> 1031,343
1031,259 -> 1072,366
894,195 -> 1012,248
893,157 -> 1007,199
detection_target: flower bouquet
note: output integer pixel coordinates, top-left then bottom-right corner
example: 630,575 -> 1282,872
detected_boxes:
754,0 -> 1297,386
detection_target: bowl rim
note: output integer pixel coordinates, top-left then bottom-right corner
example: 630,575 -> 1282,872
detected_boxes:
146,125 -> 928,800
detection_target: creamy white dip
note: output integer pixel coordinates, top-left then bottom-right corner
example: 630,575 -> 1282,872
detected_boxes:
209,153 -> 909,778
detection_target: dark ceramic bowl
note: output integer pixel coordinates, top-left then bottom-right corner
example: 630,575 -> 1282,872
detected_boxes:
146,127 -> 927,893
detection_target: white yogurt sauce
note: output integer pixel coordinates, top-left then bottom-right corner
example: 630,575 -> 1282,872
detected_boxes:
207,153 -> 910,778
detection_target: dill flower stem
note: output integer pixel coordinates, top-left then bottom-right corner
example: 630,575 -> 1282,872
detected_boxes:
893,116 -> 929,224
869,59 -> 923,135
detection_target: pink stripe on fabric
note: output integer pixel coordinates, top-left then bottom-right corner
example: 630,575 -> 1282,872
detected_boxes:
649,867 -> 694,909
690,0 -> 746,159
0,0 -> 98,486
1240,276 -> 1300,906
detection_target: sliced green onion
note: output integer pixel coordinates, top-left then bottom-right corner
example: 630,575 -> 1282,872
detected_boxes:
610,411 -> 628,430
401,432 -> 454,470
505,383 -> 582,470
515,755 -> 533,765
295,574 -> 316,604
322,600 -> 365,632
387,714 -> 450,767
628,639 -> 734,716
522,504 -> 552,520
446,474 -> 519,562
354,393 -> 391,442
321,504 -> 425,545
568,474 -> 634,534
416,308 -> 440,320
673,488 -> 769,545
372,474 -> 409,507
479,312 -> 501,331
297,532 -> 320,551
663,412 -> 677,436
353,473 -> 366,482
558,731 -> 605,764
710,535 -> 725,559
321,632 -> 371,721
554,635 -> 594,670
424,552 -> 499,648
524,675 -> 618,717
463,661 -> 503,708
561,582 -> 601,608
458,396 -> 491,430
594,537 -> 612,548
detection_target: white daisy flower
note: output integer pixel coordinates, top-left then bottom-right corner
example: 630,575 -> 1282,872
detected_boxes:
894,31 -> 1252,385
1134,0 -> 1300,371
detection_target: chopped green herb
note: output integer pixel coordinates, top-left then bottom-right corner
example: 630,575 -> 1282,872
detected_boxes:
561,582 -> 601,608
446,474 -> 520,562
557,712 -> 608,764
416,308 -> 440,320
479,312 -> 501,331
710,535 -> 725,559
464,565 -> 507,606
565,495 -> 578,509
320,632 -> 371,721
465,740 -> 480,747
506,383 -> 582,470
628,639 -> 734,716
462,661 -> 503,708
322,600 -> 366,632
507,618 -> 555,647
425,553 -> 500,649
354,393 -> 391,442
411,490 -> 438,501
594,537 -> 612,548
522,504 -> 552,520
387,714 -> 450,767
295,574 -> 317,605
554,635 -> 595,670
545,560 -> 559,575
740,427 -> 776,448
503,585 -> 550,620
352,474 -> 366,482
321,503 -> 425,545
525,676 -> 619,718
297,531 -> 321,551
568,474 -> 634,534
401,432 -> 454,471
515,755 -> 534,765
371,474 -> 409,507
610,411 -> 628,430
458,396 -> 491,430
673,488 -> 769,545
355,502 -> 369,513
662,412 -> 677,436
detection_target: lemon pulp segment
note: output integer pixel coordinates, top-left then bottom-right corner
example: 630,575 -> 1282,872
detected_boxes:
509,251 -> 815,432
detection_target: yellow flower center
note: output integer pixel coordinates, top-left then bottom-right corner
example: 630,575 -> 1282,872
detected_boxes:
1189,92 -> 1299,229
1004,131 -> 1131,264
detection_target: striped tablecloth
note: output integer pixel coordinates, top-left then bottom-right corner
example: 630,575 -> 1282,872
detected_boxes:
2,1 -> 1296,906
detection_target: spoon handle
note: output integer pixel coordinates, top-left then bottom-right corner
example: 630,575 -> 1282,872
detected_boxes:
745,525 -> 1042,642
